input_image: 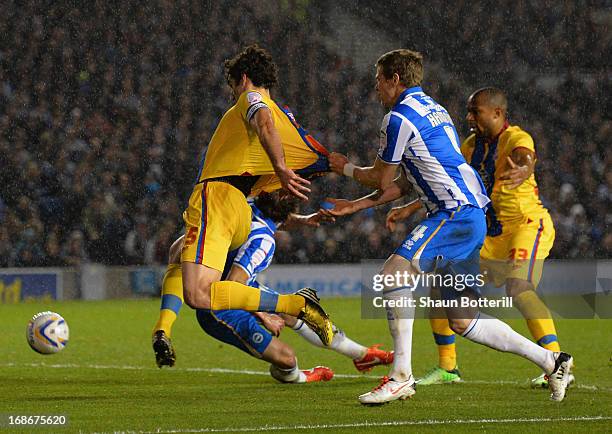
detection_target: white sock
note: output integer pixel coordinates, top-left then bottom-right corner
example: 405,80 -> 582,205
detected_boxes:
269,361 -> 307,383
384,286 -> 414,382
330,328 -> 367,360
461,312 -> 555,374
291,319 -> 325,348
292,320 -> 367,360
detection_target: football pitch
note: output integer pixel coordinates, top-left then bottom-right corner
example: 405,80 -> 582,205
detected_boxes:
2,298 -> 611,433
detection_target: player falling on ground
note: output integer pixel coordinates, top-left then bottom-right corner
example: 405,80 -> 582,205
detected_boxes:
386,88 -> 573,388
322,49 -> 574,404
152,191 -> 394,383
174,44 -> 333,345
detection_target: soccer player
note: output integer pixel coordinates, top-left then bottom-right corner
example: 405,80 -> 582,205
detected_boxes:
322,49 -> 574,403
153,191 -> 394,382
176,45 -> 333,345
387,88 -> 572,388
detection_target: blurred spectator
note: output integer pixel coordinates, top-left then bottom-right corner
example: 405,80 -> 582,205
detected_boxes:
125,217 -> 155,265
42,235 -> 67,267
61,230 -> 89,267
0,1 -> 608,267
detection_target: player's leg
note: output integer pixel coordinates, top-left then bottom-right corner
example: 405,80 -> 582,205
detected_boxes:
507,276 -> 562,388
182,262 -> 221,308
504,215 -> 568,387
418,286 -> 461,385
153,236 -> 185,335
281,313 -> 393,372
182,182 -> 332,344
382,254 -> 417,382
152,236 -> 185,367
195,309 -> 332,383
507,278 -> 559,351
419,230 -> 508,383
507,216 -> 560,350
359,209 -> 479,404
264,339 -> 334,383
282,314 -> 365,357
208,280 -> 333,345
446,293 -> 554,371
436,206 -> 571,401
445,290 -> 573,401
358,253 -> 417,405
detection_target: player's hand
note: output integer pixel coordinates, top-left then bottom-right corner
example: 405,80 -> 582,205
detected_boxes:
386,206 -> 414,232
255,312 -> 284,337
319,197 -> 358,217
277,167 -> 311,201
328,152 -> 349,175
499,156 -> 531,189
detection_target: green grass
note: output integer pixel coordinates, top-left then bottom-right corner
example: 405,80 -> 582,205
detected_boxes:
1,298 -> 611,433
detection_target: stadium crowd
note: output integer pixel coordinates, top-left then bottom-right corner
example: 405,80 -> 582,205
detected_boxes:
0,1 -> 609,267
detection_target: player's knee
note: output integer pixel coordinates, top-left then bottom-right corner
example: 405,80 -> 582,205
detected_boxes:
505,277 -> 532,298
448,318 -> 470,335
380,254 -> 416,288
182,266 -> 215,309
183,287 -> 211,310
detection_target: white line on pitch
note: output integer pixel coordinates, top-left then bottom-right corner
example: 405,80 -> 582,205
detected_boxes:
2,362 -> 608,392
103,416 -> 612,434
2,362 -> 375,378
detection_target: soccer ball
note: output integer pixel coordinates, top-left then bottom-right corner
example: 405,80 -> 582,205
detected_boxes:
26,311 -> 69,354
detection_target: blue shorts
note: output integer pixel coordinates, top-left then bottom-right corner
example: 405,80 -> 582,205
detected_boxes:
394,205 -> 486,296
196,309 -> 273,357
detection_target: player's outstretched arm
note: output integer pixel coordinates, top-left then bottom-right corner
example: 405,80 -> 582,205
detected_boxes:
250,108 -> 311,200
320,179 -> 407,218
329,153 -> 397,190
498,147 -> 535,189
279,212 -> 335,231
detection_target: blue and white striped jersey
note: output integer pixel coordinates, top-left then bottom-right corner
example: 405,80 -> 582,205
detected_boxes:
377,86 -> 490,213
230,202 -> 277,286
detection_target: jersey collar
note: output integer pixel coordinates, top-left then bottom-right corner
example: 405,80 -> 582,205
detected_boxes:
487,120 -> 510,144
397,86 -> 423,104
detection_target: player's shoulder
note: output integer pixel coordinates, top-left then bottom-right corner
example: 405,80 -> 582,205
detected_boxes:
238,90 -> 273,105
379,111 -> 394,129
249,204 -> 278,237
237,90 -> 274,122
385,105 -> 413,127
503,125 -> 534,147
243,221 -> 276,258
246,91 -> 263,104
247,228 -> 276,247
504,125 -> 532,140
235,90 -> 265,110
395,89 -> 445,123
393,92 -> 420,117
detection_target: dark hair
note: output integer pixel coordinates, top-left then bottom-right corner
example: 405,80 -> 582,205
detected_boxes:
224,44 -> 279,89
471,87 -> 508,112
254,191 -> 299,223
376,49 -> 423,88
